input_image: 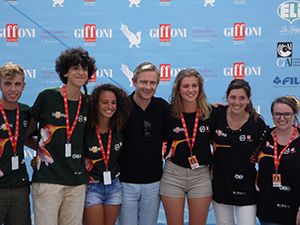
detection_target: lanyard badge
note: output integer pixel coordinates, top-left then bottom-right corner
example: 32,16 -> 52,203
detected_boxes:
63,85 -> 82,158
181,107 -> 200,170
0,99 -> 20,170
95,125 -> 112,185
272,127 -> 297,187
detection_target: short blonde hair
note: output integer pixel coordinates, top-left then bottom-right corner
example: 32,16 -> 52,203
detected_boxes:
0,62 -> 25,82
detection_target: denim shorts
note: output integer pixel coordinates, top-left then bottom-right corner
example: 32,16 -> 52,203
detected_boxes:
84,178 -> 122,207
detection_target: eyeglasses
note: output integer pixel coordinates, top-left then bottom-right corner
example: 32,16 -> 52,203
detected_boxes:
144,121 -> 151,141
272,112 -> 294,119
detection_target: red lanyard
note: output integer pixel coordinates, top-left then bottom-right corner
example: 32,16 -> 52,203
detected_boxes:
180,106 -> 199,155
0,99 -> 19,154
63,85 -> 82,141
95,124 -> 112,169
273,126 -> 297,172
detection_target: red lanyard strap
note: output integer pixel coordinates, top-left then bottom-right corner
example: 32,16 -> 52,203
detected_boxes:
180,106 -> 199,155
273,126 -> 297,172
0,99 -> 19,154
63,85 -> 82,141
95,125 -> 112,169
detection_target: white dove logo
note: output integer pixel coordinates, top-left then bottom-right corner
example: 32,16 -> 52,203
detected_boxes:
120,23 -> 141,48
52,0 -> 64,7
120,63 -> 133,87
129,0 -> 141,7
204,0 -> 215,6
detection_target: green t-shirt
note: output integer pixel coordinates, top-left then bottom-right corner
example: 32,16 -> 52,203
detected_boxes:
84,129 -> 122,182
31,86 -> 89,185
0,103 -> 30,187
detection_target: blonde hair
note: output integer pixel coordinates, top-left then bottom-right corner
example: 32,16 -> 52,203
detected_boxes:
0,62 -> 25,82
170,69 -> 211,120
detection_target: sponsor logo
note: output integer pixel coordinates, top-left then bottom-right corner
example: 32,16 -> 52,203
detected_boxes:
277,42 -> 293,57
247,135 -> 253,142
223,63 -> 261,77
273,76 -> 300,87
159,0 -> 171,6
279,185 -> 291,192
84,0 -> 95,6
1,24 -> 35,45
149,25 -> 187,46
234,23 -> 245,41
74,25 -> 112,46
204,0 -> 215,6
233,62 -> 245,79
173,127 -> 184,133
199,126 -> 206,133
233,191 -> 246,195
120,23 -> 141,48
224,24 -> 261,44
96,69 -> 113,78
23,120 -> 28,128
234,0 -> 245,4
160,24 -> 171,42
52,0 -> 64,7
72,154 -> 82,159
277,204 -> 291,209
239,135 -> 246,142
114,143 -> 122,151
277,58 -> 300,67
216,129 -> 227,137
120,63 -> 134,87
84,24 -> 96,42
160,64 -> 171,82
191,27 -> 218,42
279,25 -> 300,35
129,0 -> 141,7
277,1 -> 300,24
24,69 -> 36,79
234,174 -> 244,180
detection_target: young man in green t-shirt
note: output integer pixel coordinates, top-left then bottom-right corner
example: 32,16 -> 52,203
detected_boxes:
0,62 -> 32,225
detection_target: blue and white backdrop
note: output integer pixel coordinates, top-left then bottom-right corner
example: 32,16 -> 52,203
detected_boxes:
1,0 -> 300,224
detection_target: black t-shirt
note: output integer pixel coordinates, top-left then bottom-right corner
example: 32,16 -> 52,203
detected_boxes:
118,93 -> 168,183
257,127 -> 300,225
212,106 -> 266,205
164,104 -> 217,168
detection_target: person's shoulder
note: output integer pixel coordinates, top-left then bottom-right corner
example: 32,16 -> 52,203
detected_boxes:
40,86 -> 60,95
153,96 -> 168,106
18,102 -> 30,110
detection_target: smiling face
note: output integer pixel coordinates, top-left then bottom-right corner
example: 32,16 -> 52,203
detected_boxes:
132,70 -> 158,103
272,103 -> 295,131
179,76 -> 199,105
64,64 -> 88,88
226,88 -> 249,114
0,74 -> 25,109
98,91 -> 117,121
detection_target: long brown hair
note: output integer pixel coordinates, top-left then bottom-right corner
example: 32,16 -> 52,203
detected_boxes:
170,69 -> 211,120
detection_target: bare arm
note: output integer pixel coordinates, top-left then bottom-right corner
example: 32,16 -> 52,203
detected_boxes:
24,136 -> 37,151
26,118 -> 37,138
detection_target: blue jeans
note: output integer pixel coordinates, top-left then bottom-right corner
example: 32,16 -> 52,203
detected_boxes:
117,181 -> 161,225
260,221 -> 286,225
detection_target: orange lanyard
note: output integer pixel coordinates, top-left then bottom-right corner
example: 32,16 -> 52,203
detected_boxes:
273,126 -> 297,172
95,125 -> 112,169
180,107 -> 199,155
63,85 -> 82,141
0,99 -> 19,154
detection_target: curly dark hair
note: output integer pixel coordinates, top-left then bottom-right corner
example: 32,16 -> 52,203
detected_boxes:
86,83 -> 132,133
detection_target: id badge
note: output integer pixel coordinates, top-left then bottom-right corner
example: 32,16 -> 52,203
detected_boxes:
103,171 -> 112,185
65,143 -> 72,157
272,173 -> 281,187
188,155 -> 200,170
11,155 -> 19,170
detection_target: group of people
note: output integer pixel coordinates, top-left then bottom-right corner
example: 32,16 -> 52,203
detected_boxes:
0,47 -> 299,225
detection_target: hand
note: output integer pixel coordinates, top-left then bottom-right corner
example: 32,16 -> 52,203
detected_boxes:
296,210 -> 300,225
31,157 -> 37,170
213,102 -> 227,108
250,151 -> 257,164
